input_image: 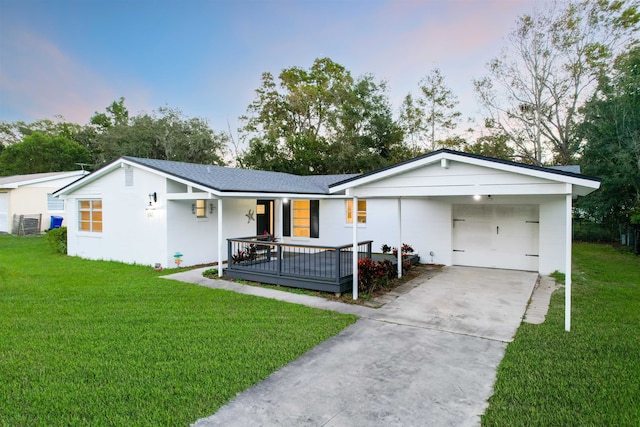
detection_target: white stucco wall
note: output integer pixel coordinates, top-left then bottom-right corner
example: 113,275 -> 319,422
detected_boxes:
66,166 -> 168,266
539,196 -> 568,275
278,198 -> 451,266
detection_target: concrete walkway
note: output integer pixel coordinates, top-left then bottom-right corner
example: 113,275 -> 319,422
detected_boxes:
523,276 -> 559,324
163,266 -> 539,426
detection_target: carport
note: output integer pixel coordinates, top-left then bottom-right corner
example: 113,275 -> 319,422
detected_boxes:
329,150 -> 601,331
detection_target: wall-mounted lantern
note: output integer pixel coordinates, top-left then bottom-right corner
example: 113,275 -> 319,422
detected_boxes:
146,192 -> 157,217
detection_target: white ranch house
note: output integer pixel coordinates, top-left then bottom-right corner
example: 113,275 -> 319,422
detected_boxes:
55,149 -> 600,330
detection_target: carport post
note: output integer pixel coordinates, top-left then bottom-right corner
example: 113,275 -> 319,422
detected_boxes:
397,197 -> 402,278
352,195 -> 359,300
565,192 -> 572,331
218,198 -> 224,278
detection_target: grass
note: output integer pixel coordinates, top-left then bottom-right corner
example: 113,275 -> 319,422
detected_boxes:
0,235 -> 357,426
482,243 -> 640,426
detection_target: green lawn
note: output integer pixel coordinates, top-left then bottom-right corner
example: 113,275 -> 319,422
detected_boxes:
0,235 -> 357,426
483,243 -> 640,426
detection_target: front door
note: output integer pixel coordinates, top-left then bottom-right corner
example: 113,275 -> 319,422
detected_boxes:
256,199 -> 274,236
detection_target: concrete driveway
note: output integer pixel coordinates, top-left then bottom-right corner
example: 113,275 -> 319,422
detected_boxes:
171,266 -> 538,427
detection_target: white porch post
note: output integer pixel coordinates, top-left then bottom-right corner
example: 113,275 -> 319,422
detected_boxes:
352,195 -> 359,300
565,190 -> 573,331
217,198 -> 224,278
397,197 -> 402,278
278,198 -> 284,238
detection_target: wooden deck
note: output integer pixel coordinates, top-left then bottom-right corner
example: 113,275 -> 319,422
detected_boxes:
225,237 -> 373,293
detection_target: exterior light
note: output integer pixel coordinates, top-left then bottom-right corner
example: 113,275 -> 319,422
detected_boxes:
473,194 -> 481,201
146,192 -> 157,217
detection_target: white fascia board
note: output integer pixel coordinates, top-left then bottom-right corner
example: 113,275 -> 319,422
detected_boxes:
166,192 -> 217,200
351,182 -> 571,198
3,170 -> 88,188
54,159 -> 124,195
450,153 -> 601,189
212,192 -> 334,199
167,192 -> 340,200
330,151 -> 600,193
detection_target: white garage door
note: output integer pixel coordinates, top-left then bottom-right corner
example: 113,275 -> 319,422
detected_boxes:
0,192 -> 8,233
452,204 -> 539,271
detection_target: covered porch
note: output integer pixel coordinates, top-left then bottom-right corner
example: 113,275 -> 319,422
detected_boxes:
224,236 -> 376,293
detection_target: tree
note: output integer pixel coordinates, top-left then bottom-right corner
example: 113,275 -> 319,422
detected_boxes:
577,46 -> 640,228
88,101 -> 228,167
399,68 -> 462,153
418,68 -> 462,151
398,93 -> 425,156
0,132 -> 91,175
0,117 -> 83,146
239,57 -> 409,174
90,97 -> 130,129
474,0 -> 639,165
463,133 -> 515,161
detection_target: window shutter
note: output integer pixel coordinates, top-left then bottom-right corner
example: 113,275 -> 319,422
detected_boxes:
282,200 -> 291,237
310,200 -> 319,238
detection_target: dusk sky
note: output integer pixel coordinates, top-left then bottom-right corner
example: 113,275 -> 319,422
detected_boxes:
0,0 -> 538,135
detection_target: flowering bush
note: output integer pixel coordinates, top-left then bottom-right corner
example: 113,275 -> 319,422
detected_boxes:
357,257 -> 397,294
391,243 -> 414,257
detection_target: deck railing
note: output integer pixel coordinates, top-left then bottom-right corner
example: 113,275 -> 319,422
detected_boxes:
226,235 -> 373,291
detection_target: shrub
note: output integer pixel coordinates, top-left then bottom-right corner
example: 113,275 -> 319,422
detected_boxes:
202,268 -> 218,277
45,226 -> 67,254
391,243 -> 415,257
357,257 -> 397,295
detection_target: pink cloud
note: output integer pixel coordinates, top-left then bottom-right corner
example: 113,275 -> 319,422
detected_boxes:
0,29 -> 151,124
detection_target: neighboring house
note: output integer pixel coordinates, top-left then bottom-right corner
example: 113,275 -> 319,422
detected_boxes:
54,150 -> 600,276
0,171 -> 89,234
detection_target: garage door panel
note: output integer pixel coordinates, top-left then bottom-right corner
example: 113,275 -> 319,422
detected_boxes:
452,204 -> 539,271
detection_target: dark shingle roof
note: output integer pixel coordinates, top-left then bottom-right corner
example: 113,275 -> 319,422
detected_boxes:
125,157 -> 357,194
548,165 -> 581,174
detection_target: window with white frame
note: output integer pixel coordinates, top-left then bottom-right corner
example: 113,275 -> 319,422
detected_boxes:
47,194 -> 64,211
346,199 -> 366,224
293,200 -> 310,237
78,199 -> 102,232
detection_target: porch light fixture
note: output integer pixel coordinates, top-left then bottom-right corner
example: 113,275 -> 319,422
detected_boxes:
146,192 -> 157,217
473,194 -> 481,201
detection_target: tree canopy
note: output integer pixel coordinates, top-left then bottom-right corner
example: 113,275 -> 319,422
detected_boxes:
577,46 -> 640,227
474,0 -> 639,165
239,57 -> 409,174
0,132 -> 91,176
399,68 -> 462,154
86,103 -> 228,167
